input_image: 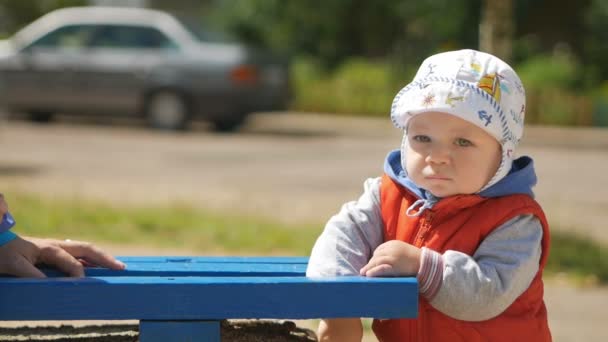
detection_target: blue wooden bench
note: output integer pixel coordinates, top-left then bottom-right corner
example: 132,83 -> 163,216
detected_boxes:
0,256 -> 418,341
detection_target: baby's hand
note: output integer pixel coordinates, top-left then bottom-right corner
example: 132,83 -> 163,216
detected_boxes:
360,240 -> 421,277
0,193 -> 8,216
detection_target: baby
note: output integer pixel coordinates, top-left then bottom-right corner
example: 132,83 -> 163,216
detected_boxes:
307,49 -> 551,341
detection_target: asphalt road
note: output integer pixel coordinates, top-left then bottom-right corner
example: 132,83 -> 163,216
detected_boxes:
1,112 -> 607,341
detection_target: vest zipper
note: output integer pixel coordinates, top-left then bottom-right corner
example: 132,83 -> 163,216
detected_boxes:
413,210 -> 434,246
413,210 -> 434,342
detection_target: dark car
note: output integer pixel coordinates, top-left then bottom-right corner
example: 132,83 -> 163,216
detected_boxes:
0,6 -> 290,131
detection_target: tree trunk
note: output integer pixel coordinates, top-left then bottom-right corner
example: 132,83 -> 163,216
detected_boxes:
479,0 -> 513,62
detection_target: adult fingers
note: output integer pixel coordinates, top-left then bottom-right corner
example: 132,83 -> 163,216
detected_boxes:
38,245 -> 85,277
0,193 -> 7,213
60,240 -> 126,270
0,237 -> 44,277
5,255 -> 46,278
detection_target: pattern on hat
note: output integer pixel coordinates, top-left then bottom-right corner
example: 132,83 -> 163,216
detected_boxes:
390,49 -> 526,191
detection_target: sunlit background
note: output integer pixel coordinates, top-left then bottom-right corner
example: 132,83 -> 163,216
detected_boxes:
0,1 -> 607,341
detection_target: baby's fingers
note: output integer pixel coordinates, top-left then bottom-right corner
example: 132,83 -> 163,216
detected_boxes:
361,263 -> 396,277
360,255 -> 393,276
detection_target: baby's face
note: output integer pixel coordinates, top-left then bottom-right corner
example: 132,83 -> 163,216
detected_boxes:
405,111 -> 501,197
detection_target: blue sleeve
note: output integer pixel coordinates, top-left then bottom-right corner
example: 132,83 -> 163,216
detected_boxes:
0,230 -> 18,246
1,212 -> 16,233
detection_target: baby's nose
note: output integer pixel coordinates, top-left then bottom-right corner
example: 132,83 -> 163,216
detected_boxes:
425,145 -> 451,164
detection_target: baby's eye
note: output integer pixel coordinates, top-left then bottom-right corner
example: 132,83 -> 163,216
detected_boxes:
412,135 -> 431,143
455,138 -> 473,147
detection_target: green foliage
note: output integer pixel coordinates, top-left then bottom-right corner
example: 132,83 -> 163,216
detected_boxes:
591,82 -> 608,126
205,0 -> 604,127
0,0 -> 87,34
291,54 -> 598,127
210,0 -> 478,68
9,191 -> 320,255
546,231 -> 608,284
516,53 -> 580,90
583,0 -> 608,82
292,57 -> 411,116
516,53 -> 593,126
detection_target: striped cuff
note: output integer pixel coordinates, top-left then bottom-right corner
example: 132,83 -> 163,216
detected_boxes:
416,247 -> 444,300
0,230 -> 18,247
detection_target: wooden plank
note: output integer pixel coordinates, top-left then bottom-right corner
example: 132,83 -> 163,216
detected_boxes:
139,320 -> 220,342
0,276 -> 418,320
39,261 -> 307,278
115,256 -> 308,264
36,256 -> 308,277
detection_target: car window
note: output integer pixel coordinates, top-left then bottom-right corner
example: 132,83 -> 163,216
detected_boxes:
28,25 -> 96,49
176,16 -> 234,43
88,25 -> 179,50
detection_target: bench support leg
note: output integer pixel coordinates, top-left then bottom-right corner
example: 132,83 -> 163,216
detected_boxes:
139,320 -> 220,341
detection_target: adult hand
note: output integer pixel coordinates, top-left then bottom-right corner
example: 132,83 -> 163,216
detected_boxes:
0,193 -> 8,215
0,236 -> 126,278
360,240 -> 421,277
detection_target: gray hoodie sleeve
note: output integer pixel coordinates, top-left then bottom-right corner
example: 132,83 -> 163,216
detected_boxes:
306,177 -> 384,277
429,214 -> 543,321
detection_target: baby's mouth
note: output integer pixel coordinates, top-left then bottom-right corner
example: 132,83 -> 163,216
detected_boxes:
425,175 -> 451,181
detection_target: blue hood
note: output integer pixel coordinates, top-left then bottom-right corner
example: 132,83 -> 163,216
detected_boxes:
383,149 -> 537,201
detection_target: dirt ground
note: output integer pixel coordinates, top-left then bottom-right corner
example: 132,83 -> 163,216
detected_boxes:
1,112 -> 607,341
0,320 -> 317,341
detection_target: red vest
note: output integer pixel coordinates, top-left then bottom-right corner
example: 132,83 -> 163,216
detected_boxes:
373,174 -> 552,342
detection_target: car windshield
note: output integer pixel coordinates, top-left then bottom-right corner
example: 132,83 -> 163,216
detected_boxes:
175,16 -> 234,43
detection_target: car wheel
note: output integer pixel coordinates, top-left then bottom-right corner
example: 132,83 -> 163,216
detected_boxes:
145,91 -> 190,131
28,111 -> 54,123
211,113 -> 247,132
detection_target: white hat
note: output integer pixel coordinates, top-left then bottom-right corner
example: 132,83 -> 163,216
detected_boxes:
391,49 -> 526,190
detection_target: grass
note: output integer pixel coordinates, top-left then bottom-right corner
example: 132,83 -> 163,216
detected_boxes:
8,192 -> 321,256
545,230 -> 608,285
6,191 -> 608,284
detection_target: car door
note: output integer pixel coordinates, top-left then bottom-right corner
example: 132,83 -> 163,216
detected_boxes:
2,24 -> 94,111
73,24 -> 179,115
